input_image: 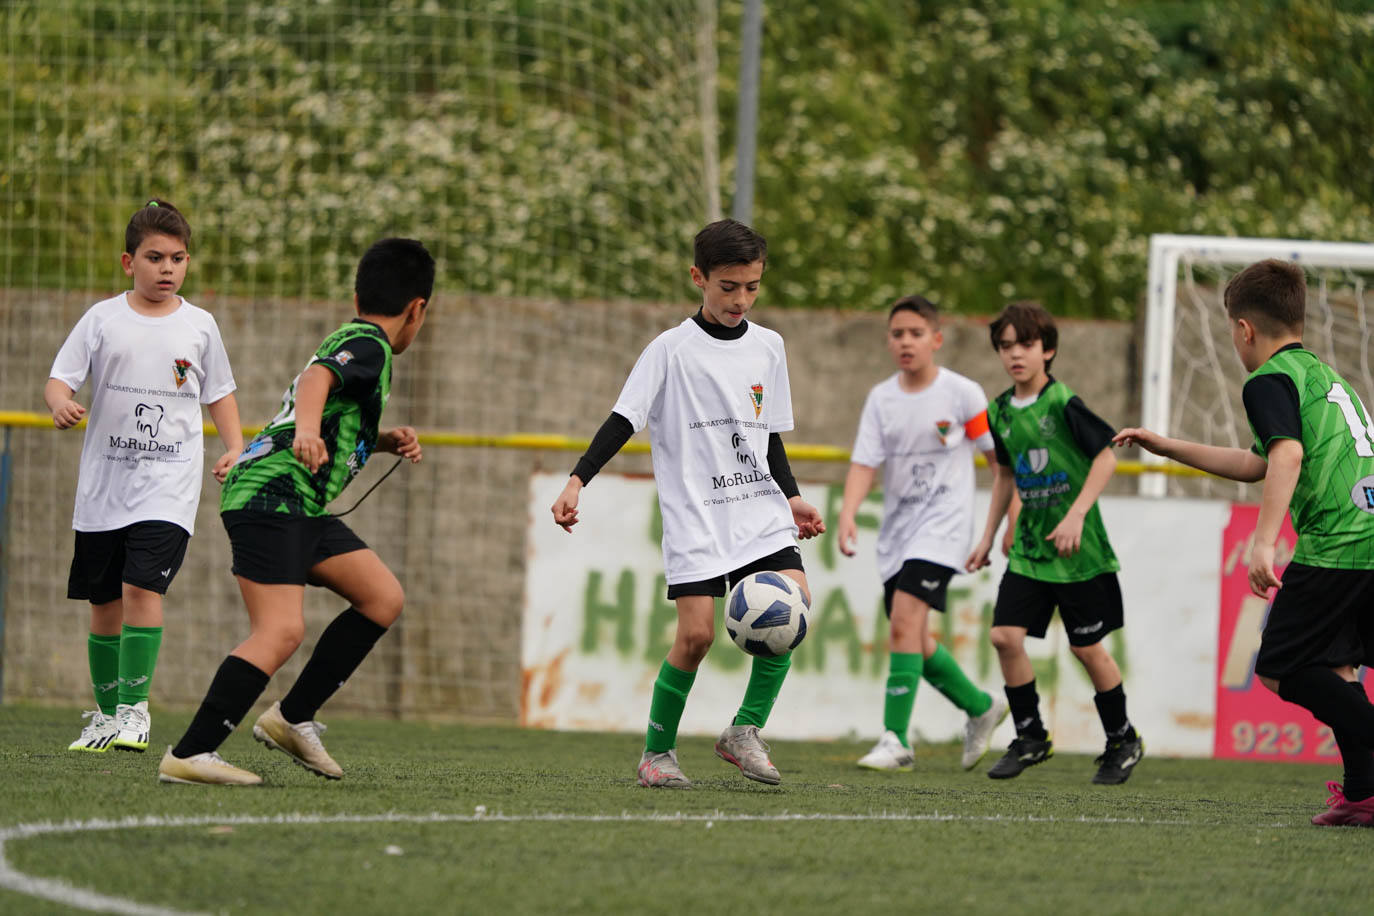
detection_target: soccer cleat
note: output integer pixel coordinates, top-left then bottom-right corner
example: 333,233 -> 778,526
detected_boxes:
1092,733 -> 1145,785
987,735 -> 1053,779
637,749 -> 693,788
1311,781 -> 1374,827
157,747 -> 262,786
856,730 -> 915,771
110,701 -> 151,752
252,701 -> 343,779
961,695 -> 1010,770
715,724 -> 781,785
67,709 -> 119,753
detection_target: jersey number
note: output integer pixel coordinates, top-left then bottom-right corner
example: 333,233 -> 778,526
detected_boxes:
1326,383 -> 1374,457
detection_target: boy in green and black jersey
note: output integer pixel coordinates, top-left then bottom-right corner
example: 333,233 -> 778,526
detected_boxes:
967,302 -> 1143,785
1118,259 -> 1374,827
158,238 -> 433,786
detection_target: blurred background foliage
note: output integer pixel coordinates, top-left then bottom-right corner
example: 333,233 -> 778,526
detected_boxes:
4,0 -> 1373,316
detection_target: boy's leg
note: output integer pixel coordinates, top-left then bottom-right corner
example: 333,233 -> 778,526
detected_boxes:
988,625 -> 1054,778
109,586 -> 164,752
640,593 -> 714,788
159,579 -> 305,786
253,547 -> 400,779
70,602 -> 122,752
857,581 -> 924,771
924,641 -> 1007,769
1061,574 -> 1142,784
1313,681 -> 1374,826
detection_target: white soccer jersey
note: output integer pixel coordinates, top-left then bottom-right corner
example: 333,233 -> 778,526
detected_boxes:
49,294 -> 236,535
613,318 -> 798,584
850,368 -> 993,580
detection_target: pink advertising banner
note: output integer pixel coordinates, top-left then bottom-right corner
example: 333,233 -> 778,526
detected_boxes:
1214,503 -> 1373,762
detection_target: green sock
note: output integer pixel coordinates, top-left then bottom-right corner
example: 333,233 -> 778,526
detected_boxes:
88,633 -> 121,716
646,661 -> 695,753
924,643 -> 992,717
883,652 -> 923,747
733,653 -> 791,728
117,624 -> 163,707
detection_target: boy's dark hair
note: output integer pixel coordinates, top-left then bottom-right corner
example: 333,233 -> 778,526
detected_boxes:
125,199 -> 191,254
356,238 -> 436,316
989,301 -> 1058,370
889,294 -> 939,328
1224,259 -> 1305,336
694,219 -> 766,278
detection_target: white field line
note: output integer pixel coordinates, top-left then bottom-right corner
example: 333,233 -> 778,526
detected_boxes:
0,809 -> 1289,915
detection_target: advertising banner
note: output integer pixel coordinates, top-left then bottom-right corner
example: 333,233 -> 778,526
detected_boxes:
523,472 -> 1225,756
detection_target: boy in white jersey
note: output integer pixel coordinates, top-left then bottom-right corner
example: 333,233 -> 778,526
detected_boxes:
46,199 -> 242,754
838,296 -> 1009,771
552,219 -> 825,788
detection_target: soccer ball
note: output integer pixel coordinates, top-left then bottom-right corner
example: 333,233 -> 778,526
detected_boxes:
725,571 -> 809,658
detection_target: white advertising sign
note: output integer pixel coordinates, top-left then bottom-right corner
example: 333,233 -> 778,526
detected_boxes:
523,472 -> 1226,756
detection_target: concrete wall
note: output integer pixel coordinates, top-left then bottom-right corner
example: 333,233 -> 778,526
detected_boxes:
0,290 -> 1139,720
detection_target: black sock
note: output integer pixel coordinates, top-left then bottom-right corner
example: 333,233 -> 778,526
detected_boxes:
1093,683 -> 1136,742
172,655 -> 270,758
279,608 -> 388,724
1278,667 -> 1374,744
1337,681 -> 1374,802
1005,680 -> 1047,741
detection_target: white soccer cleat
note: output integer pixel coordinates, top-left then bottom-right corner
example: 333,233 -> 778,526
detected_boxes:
715,724 -> 781,784
637,749 -> 693,788
252,701 -> 343,779
961,695 -> 1010,770
157,748 -> 262,786
857,730 -> 915,771
110,701 -> 151,752
67,709 -> 119,753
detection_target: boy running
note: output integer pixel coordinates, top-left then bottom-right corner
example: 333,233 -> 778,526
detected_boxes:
551,219 -> 824,788
157,238 -> 432,785
47,199 -> 241,755
967,301 -> 1144,785
837,296 -> 1008,771
1116,259 -> 1374,825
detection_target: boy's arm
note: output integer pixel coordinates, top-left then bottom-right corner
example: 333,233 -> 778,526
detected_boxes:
379,427 -> 422,463
1046,446 -> 1115,556
292,365 -> 337,473
984,448 -> 1019,556
767,433 -> 824,539
44,378 -> 85,430
837,463 -> 877,557
205,393 -> 244,483
968,462 -> 1015,571
1112,427 -> 1267,482
1249,438 -> 1302,597
552,411 -> 634,532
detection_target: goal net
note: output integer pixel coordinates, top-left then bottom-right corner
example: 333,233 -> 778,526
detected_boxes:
1140,234 -> 1374,498
0,0 -> 720,720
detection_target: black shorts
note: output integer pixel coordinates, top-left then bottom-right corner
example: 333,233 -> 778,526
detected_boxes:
1254,563 -> 1374,680
883,560 -> 955,615
222,510 -> 369,586
67,521 -> 190,604
666,545 -> 804,600
993,570 -> 1123,647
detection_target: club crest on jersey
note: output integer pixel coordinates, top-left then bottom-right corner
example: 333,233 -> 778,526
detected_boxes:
173,358 -> 192,388
750,383 -> 764,418
1038,415 -> 1057,437
935,419 -> 952,444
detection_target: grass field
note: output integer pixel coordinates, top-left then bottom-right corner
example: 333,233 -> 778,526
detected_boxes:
0,704 -> 1369,915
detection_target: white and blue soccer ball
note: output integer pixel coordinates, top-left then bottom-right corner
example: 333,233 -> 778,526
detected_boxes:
725,571 -> 809,658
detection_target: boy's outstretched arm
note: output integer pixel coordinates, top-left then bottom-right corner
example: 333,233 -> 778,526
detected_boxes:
1113,427 -> 1267,482
768,433 -> 824,539
206,392 -> 244,482
967,462 -> 1015,571
379,426 -> 422,463
552,412 -> 634,533
1249,438 -> 1302,598
44,378 -> 86,429
836,463 -> 877,556
1046,446 -> 1115,556
292,365 -> 336,473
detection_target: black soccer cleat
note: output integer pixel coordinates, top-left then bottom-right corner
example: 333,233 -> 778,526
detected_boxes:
1091,733 -> 1144,785
987,735 -> 1053,779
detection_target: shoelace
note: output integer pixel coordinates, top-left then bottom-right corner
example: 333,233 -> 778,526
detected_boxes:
79,710 -> 110,734
1324,780 -> 1346,809
292,720 -> 328,748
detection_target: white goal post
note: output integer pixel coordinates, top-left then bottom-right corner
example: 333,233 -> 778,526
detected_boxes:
1141,234 -> 1374,497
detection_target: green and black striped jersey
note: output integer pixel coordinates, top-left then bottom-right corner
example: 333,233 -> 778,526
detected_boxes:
221,320 -> 393,516
989,378 -> 1120,583
1244,344 -> 1374,569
